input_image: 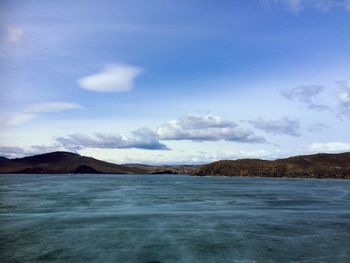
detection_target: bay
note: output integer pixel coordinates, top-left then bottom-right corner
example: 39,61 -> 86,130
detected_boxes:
1,174 -> 350,263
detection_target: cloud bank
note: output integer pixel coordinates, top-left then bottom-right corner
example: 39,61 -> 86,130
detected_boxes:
78,64 -> 143,92
156,114 -> 266,143
0,114 -> 266,157
56,131 -> 169,151
306,142 -> 350,153
56,114 -> 266,151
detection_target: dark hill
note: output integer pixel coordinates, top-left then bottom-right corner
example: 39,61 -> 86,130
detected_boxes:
1,151 -> 350,178
0,151 -> 147,174
194,152 -> 350,179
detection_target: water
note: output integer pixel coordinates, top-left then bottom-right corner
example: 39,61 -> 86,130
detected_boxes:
0,174 -> 350,263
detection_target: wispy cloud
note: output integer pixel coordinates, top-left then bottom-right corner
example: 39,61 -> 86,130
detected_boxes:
336,80 -> 350,117
249,117 -> 301,136
346,0 -> 350,10
24,102 -> 82,113
78,64 -> 143,92
6,113 -> 36,126
262,0 -> 303,12
280,85 -> 329,111
308,123 -> 329,132
281,80 -> 350,118
305,142 -> 350,153
6,26 -> 24,43
6,102 -> 82,126
261,0 -> 350,12
281,85 -> 322,103
0,26 -> 24,55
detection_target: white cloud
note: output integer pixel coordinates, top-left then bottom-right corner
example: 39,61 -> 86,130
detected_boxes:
78,64 -> 143,92
6,102 -> 82,126
0,146 -> 27,158
156,114 -> 266,143
249,117 -> 301,136
0,143 -> 280,164
112,149 -> 281,165
0,144 -> 63,158
54,114 -> 265,152
25,102 -> 82,113
6,27 -> 24,43
1,114 -> 266,156
306,142 -> 350,153
175,114 -> 235,129
56,132 -> 169,151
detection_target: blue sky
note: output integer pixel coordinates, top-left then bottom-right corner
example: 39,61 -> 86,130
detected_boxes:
0,0 -> 349,164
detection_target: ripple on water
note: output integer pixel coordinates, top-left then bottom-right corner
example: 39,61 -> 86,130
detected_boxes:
1,174 -> 350,263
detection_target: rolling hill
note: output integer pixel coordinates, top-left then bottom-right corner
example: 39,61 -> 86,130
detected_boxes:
0,151 -> 146,174
0,151 -> 198,174
1,151 -> 350,178
194,152 -> 350,179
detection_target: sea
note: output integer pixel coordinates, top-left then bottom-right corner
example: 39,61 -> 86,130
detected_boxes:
1,174 -> 349,263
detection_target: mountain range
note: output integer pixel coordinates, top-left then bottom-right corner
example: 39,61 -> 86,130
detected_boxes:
0,151 -> 350,179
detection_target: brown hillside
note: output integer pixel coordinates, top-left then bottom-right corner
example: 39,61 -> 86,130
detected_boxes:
195,153 -> 350,179
0,152 -> 147,174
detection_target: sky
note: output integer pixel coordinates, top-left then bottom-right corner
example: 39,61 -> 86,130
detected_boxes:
0,0 -> 349,164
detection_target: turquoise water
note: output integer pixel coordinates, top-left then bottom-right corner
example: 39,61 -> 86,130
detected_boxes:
1,174 -> 350,263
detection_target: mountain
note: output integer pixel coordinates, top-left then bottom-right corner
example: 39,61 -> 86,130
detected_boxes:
0,151 -> 199,174
194,152 -> 350,179
1,151 -> 350,178
0,152 -> 147,174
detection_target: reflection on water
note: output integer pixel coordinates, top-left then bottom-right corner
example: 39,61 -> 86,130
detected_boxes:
1,174 -> 350,262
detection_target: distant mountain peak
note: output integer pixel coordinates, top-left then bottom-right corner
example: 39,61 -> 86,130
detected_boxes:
15,151 -> 81,163
11,151 -> 80,161
34,151 -> 80,157
0,151 -> 146,174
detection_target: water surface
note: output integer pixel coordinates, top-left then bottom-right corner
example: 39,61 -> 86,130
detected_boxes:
1,174 -> 350,262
